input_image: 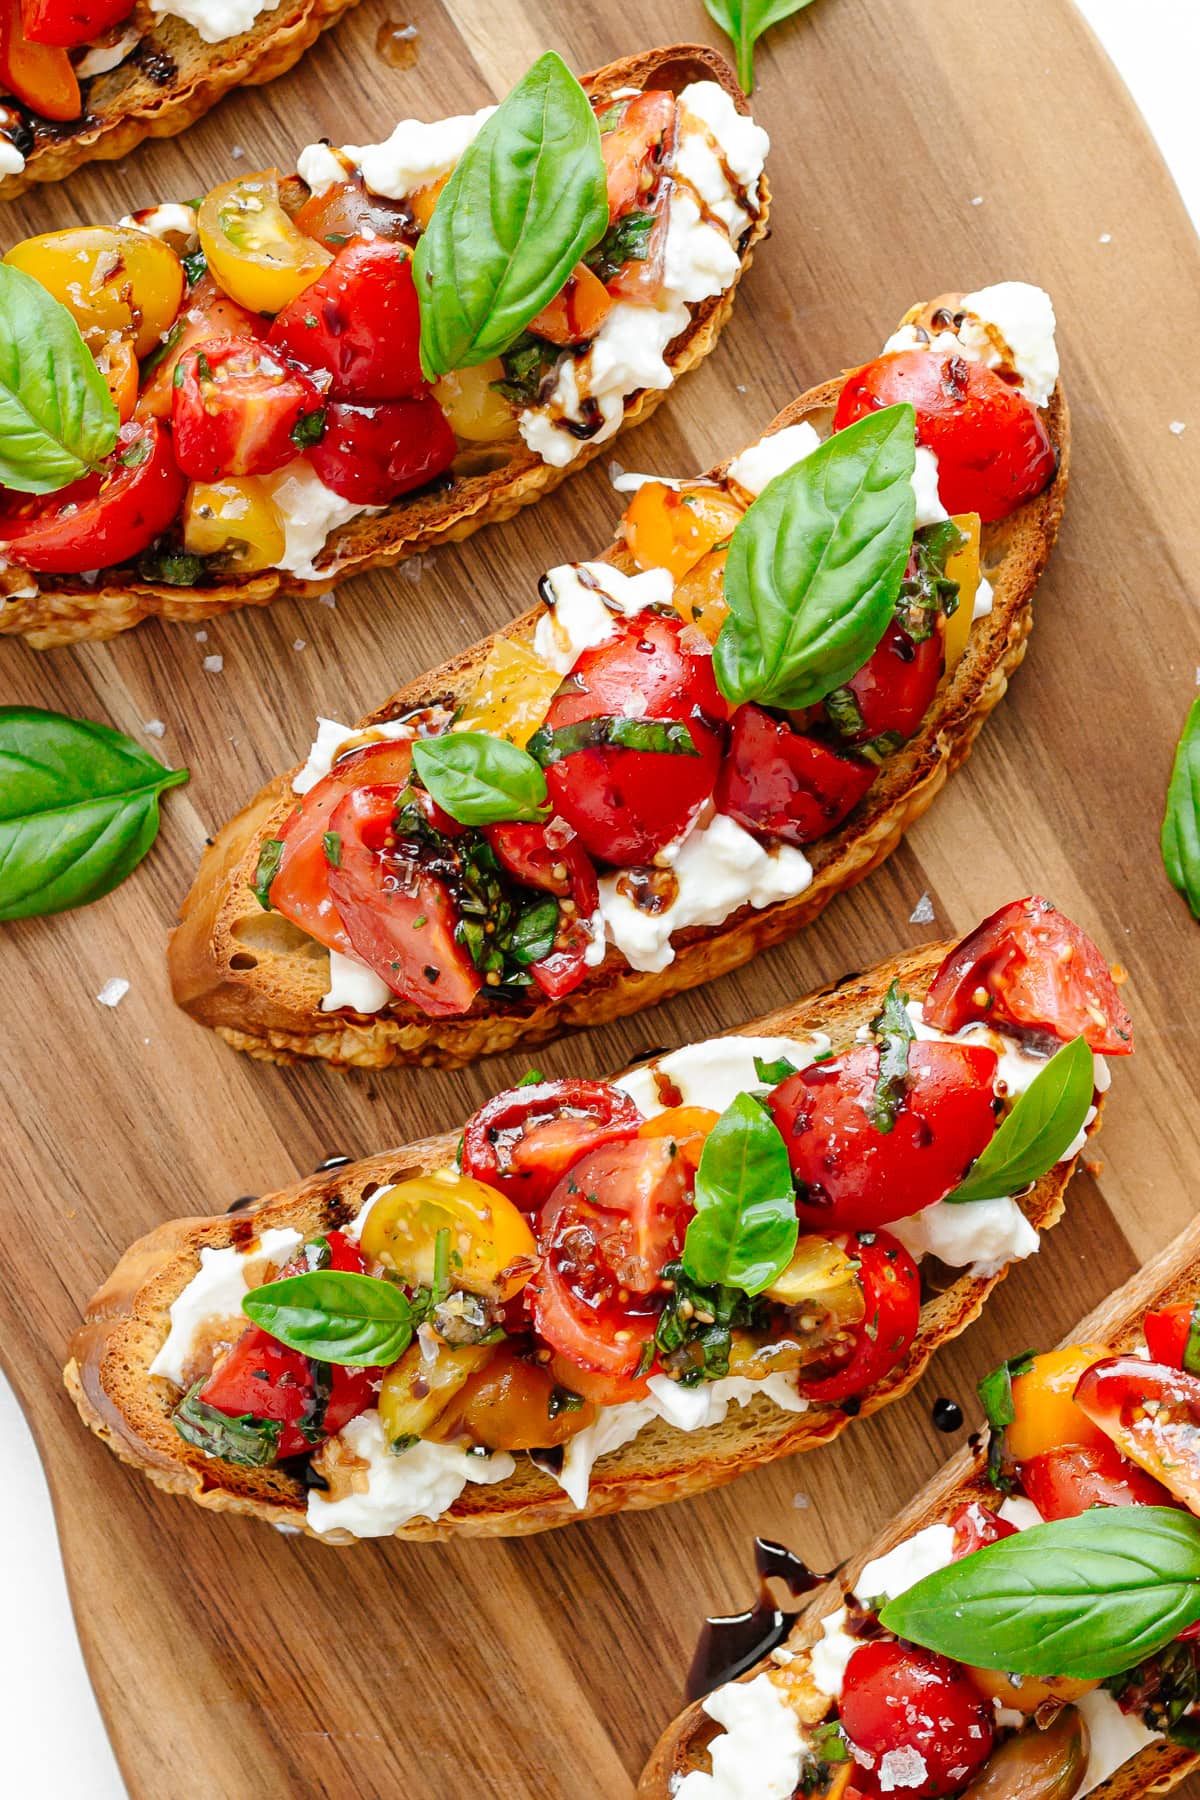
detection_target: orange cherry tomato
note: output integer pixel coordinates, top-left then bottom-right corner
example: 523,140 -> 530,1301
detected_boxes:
1005,1345 -> 1113,1464
433,1342 -> 597,1451
623,480 -> 745,582
0,0 -> 77,119
637,1106 -> 719,1172
528,261 -> 613,346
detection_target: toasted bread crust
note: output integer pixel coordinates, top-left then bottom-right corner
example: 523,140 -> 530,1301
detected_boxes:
166,359 -> 1069,1069
639,1221 -> 1200,1800
67,939 -> 1096,1544
1,44 -> 765,650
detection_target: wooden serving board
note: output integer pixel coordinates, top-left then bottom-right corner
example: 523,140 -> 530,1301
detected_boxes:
1,0 -> 1198,1793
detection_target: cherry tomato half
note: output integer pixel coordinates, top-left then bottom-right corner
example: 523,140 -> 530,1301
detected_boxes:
949,1499 -> 1017,1558
1019,1440 -> 1173,1521
267,239 -> 423,402
799,1232 -> 921,1405
1073,1354 -> 1200,1513
308,394 -> 456,505
461,1077 -> 643,1214
1144,1302 -> 1200,1371
923,896 -> 1133,1055
290,177 -> 414,251
485,818 -> 601,1002
433,1342 -> 598,1451
839,1639 -> 994,1797
0,418 -> 184,574
1005,1344 -> 1113,1464
768,1041 -> 998,1232
21,0 -> 128,49
138,274 -> 265,421
530,1138 -> 691,1381
0,0 -> 78,118
833,349 -> 1056,523
715,704 -> 877,846
838,618 -> 944,746
540,614 -> 725,864
171,335 -> 325,481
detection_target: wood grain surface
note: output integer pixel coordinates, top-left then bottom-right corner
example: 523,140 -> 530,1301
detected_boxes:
0,0 -> 1197,1794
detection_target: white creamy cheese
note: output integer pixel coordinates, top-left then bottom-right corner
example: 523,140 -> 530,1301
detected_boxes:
1077,1689 -> 1160,1797
596,813 -> 813,974
958,282 -> 1060,410
321,949 -> 393,1014
76,25 -> 140,75
296,141 -> 353,196
674,1673 -> 805,1800
854,1521 -> 957,1605
808,1607 -> 858,1699
0,138 -> 25,177
676,79 -> 770,217
292,714 -> 421,795
306,1409 -> 515,1537
616,1034 -> 829,1117
972,575 -> 995,621
532,560 -> 673,672
151,0 -> 280,44
911,445 -> 949,527
149,1228 -> 304,1385
262,461 -> 377,582
118,202 -> 199,243
891,1195 -> 1039,1280
339,106 -> 496,201
997,1495 -> 1044,1530
726,422 -> 821,496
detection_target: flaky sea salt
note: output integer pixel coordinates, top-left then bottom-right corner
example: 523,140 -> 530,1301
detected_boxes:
879,1747 -> 929,1792
143,719 -> 166,739
909,893 -> 936,924
202,654 -> 224,674
96,978 -> 130,1008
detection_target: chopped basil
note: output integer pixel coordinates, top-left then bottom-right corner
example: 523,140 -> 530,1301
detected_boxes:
654,1260 -> 765,1384
137,549 -> 205,587
173,1382 -> 283,1467
584,209 -> 655,284
510,894 -> 559,965
290,406 -> 327,450
492,332 -> 562,406
252,837 -> 285,911
868,980 -> 915,1133
181,248 -> 207,287
977,1349 -> 1036,1489
528,715 -> 699,765
322,830 -> 342,869
753,1053 -> 800,1087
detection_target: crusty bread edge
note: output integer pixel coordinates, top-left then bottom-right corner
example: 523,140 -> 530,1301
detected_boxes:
67,937 -> 1099,1545
166,354 -> 1070,1069
638,1220 -> 1200,1800
2,44 -> 765,649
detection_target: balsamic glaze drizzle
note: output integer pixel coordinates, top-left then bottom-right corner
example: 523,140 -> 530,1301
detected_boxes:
686,1538 -> 830,1702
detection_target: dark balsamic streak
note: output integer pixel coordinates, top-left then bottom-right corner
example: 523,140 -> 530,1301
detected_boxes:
687,1538 -> 830,1702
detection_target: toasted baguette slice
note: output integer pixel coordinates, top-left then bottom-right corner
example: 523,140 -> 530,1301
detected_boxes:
0,0 -> 359,202
67,937 -> 1098,1544
168,329 -> 1069,1070
640,1222 -> 1200,1800
2,44 -> 764,650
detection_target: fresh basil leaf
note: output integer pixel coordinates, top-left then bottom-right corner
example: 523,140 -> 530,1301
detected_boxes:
682,1091 -> 797,1294
0,707 -> 188,922
252,837 -> 285,911
511,893 -> 558,964
1162,696 -> 1200,920
584,209 -> 655,284
172,1382 -> 282,1467
290,406 -> 327,450
945,1035 -> 1094,1203
243,1269 -> 413,1366
977,1349 -> 1036,1489
713,405 -> 917,711
702,0 -> 820,91
414,51 -> 609,377
869,980 -> 914,1133
0,265 -> 119,494
413,731 -> 548,825
527,716 -> 699,764
322,830 -> 342,869
880,1508 -> 1200,1680
753,1053 -> 799,1086
137,549 -> 205,587
1186,1305 -> 1200,1377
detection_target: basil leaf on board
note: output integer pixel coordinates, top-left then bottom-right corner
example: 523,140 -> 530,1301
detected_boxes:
0,707 -> 188,922
713,405 -> 918,711
702,0 -> 820,92
242,1269 -> 414,1367
682,1091 -> 798,1294
977,1349 -> 1035,1489
527,716 -> 699,764
414,52 -> 609,378
0,265 -> 120,494
880,1508 -> 1200,1680
1162,696 -> 1200,919
753,1053 -> 799,1086
172,1383 -> 282,1467
869,980 -> 914,1133
945,1035 -> 1094,1203
412,731 -> 548,825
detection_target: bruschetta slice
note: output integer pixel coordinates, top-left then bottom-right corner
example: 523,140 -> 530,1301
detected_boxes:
0,45 -> 767,647
642,1219 -> 1200,1800
167,284 -> 1069,1069
67,900 -> 1129,1543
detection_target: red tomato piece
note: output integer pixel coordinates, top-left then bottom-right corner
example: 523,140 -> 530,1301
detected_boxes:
923,895 -> 1133,1055
290,179 -> 414,252
799,1232 -> 921,1405
768,1041 -> 998,1232
171,335 -> 325,481
461,1077 -> 643,1214
21,0 -> 128,48
839,619 -> 944,745
308,393 -> 456,505
268,738 -> 417,957
949,1499 -> 1017,1558
266,239 -> 423,402
530,1138 -> 692,1381
0,418 -> 184,574
839,1640 -> 994,1798
527,262 -> 614,346
486,818 -> 601,1001
539,615 -> 725,864
1144,1303 -> 1200,1371
600,90 -> 676,220
1019,1440 -> 1174,1520
138,275 -> 265,421
1073,1354 -> 1200,1513
833,349 -> 1057,523
715,704 -> 877,846
0,0 -> 78,116
324,783 -> 481,1017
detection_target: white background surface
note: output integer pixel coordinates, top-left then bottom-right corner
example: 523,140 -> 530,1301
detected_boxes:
3,2 -> 1196,1793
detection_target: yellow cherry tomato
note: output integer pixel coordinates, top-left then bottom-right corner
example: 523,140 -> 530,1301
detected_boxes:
964,1664 -> 1097,1716
671,546 -> 729,643
637,1105 -> 719,1172
764,1233 -> 866,1325
433,359 -> 520,443
409,171 -> 449,232
4,226 -> 185,359
360,1169 -> 537,1300
378,1340 -> 496,1444
1005,1344 -> 1113,1464
622,481 -> 745,581
943,512 -> 982,671
93,333 -> 139,422
197,170 -> 331,315
183,476 -> 286,575
429,1342 -> 598,1451
455,636 -> 562,747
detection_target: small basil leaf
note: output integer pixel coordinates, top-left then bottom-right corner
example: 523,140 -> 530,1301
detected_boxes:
977,1349 -> 1036,1489
584,209 -> 655,284
869,979 -> 914,1133
527,716 -> 698,764
1162,696 -> 1200,919
682,1091 -> 797,1295
323,830 -> 342,869
945,1035 -> 1094,1203
753,1053 -> 799,1086
714,405 -> 917,711
243,1269 -> 413,1367
702,0 -> 820,91
172,1382 -> 282,1467
880,1508 -> 1200,1680
1186,1305 -> 1200,1378
0,264 -> 119,494
0,707 -> 188,922
252,837 -> 285,911
412,731 -> 548,825
511,893 -> 558,964
414,51 -> 609,377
